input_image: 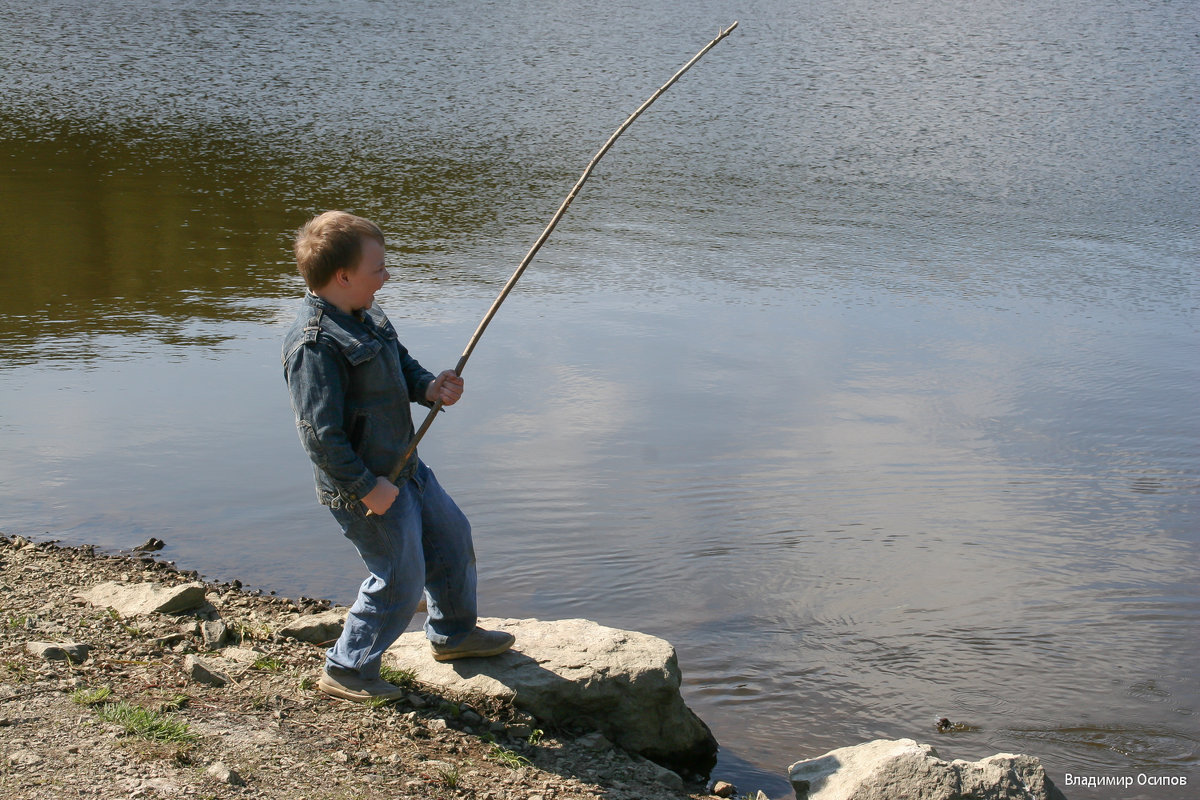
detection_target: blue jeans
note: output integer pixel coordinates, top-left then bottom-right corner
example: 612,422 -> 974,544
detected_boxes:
325,461 -> 477,679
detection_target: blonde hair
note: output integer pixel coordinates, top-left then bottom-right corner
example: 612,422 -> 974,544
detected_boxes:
294,211 -> 385,290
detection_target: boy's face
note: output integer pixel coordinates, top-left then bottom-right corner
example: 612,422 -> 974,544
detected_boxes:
341,237 -> 389,311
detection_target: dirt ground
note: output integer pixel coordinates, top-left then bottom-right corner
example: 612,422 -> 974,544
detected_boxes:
0,534 -> 742,800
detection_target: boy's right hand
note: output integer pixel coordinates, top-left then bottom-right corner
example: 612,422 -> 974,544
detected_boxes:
362,476 -> 400,516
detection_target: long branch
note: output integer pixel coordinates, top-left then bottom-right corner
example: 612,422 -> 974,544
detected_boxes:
387,21 -> 739,485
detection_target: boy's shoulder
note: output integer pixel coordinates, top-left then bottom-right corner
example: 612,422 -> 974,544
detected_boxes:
281,295 -> 397,365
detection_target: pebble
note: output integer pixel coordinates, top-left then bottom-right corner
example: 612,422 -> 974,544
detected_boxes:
711,779 -> 737,798
8,749 -> 43,766
184,654 -> 231,687
206,761 -> 245,785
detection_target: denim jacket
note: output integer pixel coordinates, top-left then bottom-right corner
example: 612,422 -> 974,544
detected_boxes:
281,293 -> 435,509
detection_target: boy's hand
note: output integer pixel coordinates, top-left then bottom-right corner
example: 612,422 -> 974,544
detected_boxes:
426,370 -> 464,406
362,476 -> 400,516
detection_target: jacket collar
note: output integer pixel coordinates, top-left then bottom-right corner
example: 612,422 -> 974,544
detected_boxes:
304,291 -> 373,323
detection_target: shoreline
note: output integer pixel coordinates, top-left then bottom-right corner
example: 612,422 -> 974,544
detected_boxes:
0,534 -> 733,800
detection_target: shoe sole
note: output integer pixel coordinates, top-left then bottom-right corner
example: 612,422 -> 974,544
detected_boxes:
431,637 -> 515,662
317,676 -> 405,703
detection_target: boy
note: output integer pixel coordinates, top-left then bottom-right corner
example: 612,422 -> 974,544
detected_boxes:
282,210 -> 514,702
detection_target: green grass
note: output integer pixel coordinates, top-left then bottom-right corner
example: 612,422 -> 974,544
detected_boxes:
435,763 -> 462,788
106,607 -> 144,638
158,694 -> 190,713
95,700 -> 198,743
378,664 -> 417,689
365,695 -> 403,709
230,620 -> 272,642
252,656 -> 285,672
70,686 -> 113,707
488,744 -> 531,769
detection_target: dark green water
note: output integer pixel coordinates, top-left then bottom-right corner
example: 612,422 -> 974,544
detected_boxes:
2,1 -> 1197,796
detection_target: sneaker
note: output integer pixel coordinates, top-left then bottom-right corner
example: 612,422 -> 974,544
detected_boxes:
430,627 -> 516,662
317,668 -> 406,703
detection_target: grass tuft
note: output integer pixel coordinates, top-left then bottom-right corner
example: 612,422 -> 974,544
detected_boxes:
488,744 -> 531,769
71,686 -> 113,707
95,700 -> 198,743
435,763 -> 462,788
157,694 -> 190,713
378,664 -> 417,689
252,656 -> 285,672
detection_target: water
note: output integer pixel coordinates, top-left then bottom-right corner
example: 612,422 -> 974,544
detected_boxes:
2,0 -> 1198,796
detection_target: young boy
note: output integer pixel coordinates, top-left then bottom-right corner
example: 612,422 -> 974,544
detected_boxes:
282,210 -> 514,702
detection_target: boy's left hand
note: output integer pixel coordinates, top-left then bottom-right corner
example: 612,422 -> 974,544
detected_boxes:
427,370 -> 464,406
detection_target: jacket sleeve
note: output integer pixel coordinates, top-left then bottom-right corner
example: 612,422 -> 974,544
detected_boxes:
283,340 -> 378,502
397,341 -> 437,408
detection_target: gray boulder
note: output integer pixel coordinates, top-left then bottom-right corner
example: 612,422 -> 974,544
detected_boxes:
384,617 -> 717,775
78,581 -> 207,617
788,738 -> 1068,800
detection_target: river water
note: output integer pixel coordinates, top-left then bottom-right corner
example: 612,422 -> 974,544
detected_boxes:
1,0 -> 1197,796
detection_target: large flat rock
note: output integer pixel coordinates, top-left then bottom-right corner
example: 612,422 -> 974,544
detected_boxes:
384,617 -> 717,775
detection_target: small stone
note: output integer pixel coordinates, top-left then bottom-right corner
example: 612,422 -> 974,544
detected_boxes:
200,620 -> 227,649
26,641 -> 91,663
206,762 -> 244,785
427,718 -> 449,732
277,609 -> 347,645
7,749 -> 42,766
150,633 -> 186,649
134,537 -> 165,552
185,654 -> 231,687
711,780 -> 737,798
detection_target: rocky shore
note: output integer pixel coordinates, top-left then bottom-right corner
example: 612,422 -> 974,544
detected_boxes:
0,534 -> 735,800
1,534 -> 1071,800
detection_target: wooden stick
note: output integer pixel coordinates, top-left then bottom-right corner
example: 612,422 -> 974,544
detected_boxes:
386,21 -> 739,485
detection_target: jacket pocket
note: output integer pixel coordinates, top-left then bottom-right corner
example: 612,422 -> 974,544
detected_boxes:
340,338 -> 381,367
